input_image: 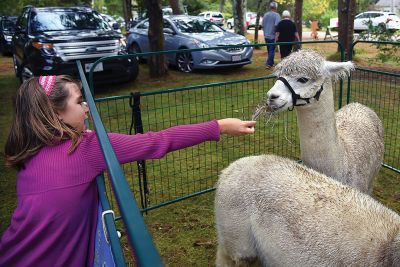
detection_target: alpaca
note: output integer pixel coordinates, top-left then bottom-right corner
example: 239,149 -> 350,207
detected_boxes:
215,154 -> 400,267
262,49 -> 384,194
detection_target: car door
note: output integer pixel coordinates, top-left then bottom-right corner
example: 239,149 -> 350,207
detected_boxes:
163,19 -> 178,64
13,8 -> 30,67
354,13 -> 369,30
133,20 -> 150,52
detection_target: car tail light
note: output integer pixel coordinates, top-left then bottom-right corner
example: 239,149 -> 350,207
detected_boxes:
32,42 -> 54,49
210,18 -> 214,21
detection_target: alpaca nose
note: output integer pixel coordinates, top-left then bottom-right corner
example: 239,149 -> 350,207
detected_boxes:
268,93 -> 280,101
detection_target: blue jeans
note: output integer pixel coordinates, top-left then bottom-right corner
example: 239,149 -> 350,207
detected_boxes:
265,38 -> 276,67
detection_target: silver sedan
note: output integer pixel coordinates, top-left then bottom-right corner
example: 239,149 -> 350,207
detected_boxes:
126,15 -> 253,73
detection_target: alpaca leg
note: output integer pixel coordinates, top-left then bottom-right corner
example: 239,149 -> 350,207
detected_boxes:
216,244 -> 236,267
216,244 -> 261,267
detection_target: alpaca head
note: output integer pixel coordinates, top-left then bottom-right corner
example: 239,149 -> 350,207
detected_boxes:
266,49 -> 354,112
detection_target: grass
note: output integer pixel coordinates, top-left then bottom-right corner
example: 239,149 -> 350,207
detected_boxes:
0,41 -> 399,266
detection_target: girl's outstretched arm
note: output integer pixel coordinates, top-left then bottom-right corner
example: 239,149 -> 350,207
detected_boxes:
83,119 -> 256,174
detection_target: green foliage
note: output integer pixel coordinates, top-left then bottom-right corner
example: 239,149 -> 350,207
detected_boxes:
303,0 -> 330,21
319,8 -> 337,27
359,21 -> 400,63
183,0 -> 207,15
356,0 -> 378,14
0,0 -> 91,16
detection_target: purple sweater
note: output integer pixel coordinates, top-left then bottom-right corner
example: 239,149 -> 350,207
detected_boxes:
0,120 -> 220,266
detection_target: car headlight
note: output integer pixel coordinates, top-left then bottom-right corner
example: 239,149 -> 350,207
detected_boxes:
5,35 -> 12,42
192,39 -> 209,48
119,38 -> 127,48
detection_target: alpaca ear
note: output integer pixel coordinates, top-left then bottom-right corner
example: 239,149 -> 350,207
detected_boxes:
324,61 -> 355,80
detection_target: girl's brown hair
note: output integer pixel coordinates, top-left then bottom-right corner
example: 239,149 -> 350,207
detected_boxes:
5,75 -> 84,170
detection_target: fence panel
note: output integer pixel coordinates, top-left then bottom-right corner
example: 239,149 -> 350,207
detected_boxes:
95,76 -> 343,211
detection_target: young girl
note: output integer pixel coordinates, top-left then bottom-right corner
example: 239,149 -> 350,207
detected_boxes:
0,75 -> 256,266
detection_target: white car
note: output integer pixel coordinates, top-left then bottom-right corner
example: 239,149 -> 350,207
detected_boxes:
354,11 -> 400,32
198,11 -> 224,27
227,12 -> 262,30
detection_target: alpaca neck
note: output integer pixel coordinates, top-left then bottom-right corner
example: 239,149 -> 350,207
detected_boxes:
295,80 -> 344,178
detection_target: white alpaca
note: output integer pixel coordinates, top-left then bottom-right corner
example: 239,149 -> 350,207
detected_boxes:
215,154 -> 400,267
263,49 -> 384,194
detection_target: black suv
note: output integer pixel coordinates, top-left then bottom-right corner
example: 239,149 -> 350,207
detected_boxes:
12,6 -> 138,83
0,16 -> 17,56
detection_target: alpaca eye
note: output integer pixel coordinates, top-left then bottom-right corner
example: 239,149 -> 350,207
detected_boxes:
297,78 -> 309,83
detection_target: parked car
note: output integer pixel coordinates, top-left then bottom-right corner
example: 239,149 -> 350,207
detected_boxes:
100,13 -> 122,32
198,11 -> 224,27
12,5 -> 138,83
227,12 -> 262,30
354,11 -> 400,32
126,15 -> 253,73
0,16 -> 17,55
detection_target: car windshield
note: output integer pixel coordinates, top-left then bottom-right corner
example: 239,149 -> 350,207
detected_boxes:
30,10 -> 111,32
172,18 -> 223,33
2,19 -> 16,31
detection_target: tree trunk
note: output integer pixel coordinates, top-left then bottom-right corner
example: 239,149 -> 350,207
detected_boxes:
147,0 -> 168,77
294,0 -> 303,42
170,0 -> 183,15
338,0 -> 356,59
122,0 -> 132,26
254,0 -> 263,44
234,0 -> 246,36
219,0 -> 225,13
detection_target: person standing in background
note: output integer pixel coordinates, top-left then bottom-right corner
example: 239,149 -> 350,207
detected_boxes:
262,2 -> 281,69
275,10 -> 300,59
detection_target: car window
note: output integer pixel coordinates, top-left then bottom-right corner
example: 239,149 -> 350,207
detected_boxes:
17,9 -> 29,30
173,18 -> 223,33
356,13 -> 366,19
163,20 -> 174,30
30,10 -> 110,32
2,18 -> 16,31
212,14 -> 223,18
137,20 -> 149,29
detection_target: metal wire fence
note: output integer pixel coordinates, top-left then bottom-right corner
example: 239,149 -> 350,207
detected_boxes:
95,76 -> 344,212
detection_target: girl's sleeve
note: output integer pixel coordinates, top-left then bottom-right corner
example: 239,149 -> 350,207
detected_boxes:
82,120 -> 220,173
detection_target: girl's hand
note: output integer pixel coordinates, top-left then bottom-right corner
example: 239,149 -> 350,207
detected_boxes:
217,118 -> 256,136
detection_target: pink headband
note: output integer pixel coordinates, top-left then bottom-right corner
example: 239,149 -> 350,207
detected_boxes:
39,75 -> 56,96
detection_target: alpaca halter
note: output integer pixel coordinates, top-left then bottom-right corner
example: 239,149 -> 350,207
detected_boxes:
277,77 -> 323,109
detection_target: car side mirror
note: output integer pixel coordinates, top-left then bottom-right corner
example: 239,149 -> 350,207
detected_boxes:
15,25 -> 26,33
112,22 -> 120,30
163,28 -> 175,35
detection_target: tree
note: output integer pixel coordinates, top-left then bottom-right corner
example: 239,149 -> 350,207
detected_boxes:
170,0 -> 184,14
294,0 -> 303,42
253,0 -> 265,44
233,0 -> 247,35
147,0 -> 168,77
338,0 -> 356,59
303,0 -> 329,21
122,0 -> 132,24
219,0 -> 225,13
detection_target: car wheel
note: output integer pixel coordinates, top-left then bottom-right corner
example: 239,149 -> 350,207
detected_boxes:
227,22 -> 232,29
20,66 -> 33,83
176,52 -> 194,73
12,54 -> 20,77
128,43 -> 144,63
